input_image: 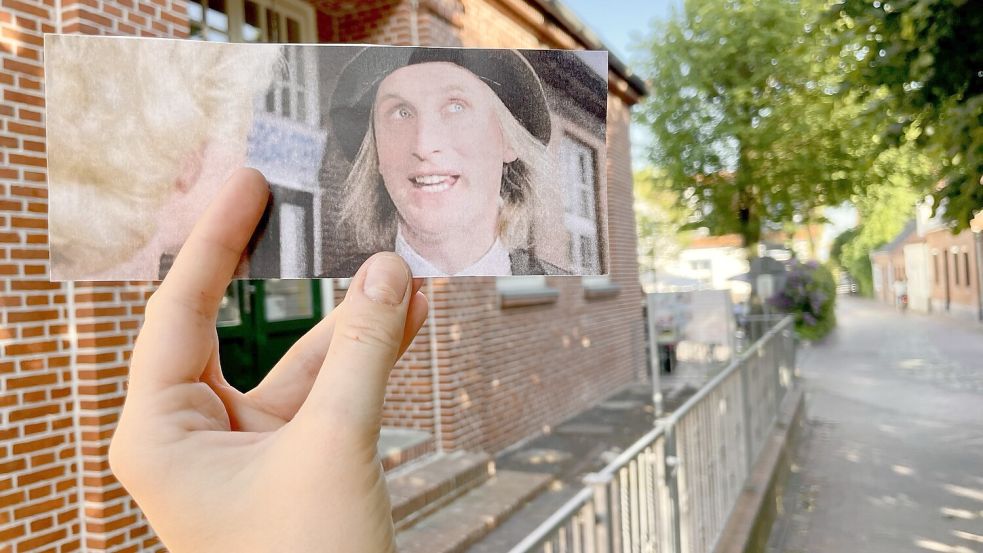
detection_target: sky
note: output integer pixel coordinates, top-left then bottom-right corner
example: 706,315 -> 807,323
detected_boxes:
561,0 -> 679,65
561,0 -> 861,237
561,0 -> 680,168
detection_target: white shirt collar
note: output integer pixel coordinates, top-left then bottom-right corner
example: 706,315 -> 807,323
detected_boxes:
395,229 -> 512,277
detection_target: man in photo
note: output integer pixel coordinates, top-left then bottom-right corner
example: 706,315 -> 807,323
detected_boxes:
331,48 -> 571,277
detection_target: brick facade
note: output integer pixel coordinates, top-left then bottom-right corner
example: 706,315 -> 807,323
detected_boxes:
1,0 -> 646,550
925,228 -> 981,319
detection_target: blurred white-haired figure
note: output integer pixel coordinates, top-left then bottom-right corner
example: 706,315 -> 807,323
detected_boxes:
46,36 -> 281,280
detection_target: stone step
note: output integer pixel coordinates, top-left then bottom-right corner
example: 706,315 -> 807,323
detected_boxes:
396,470 -> 554,553
388,451 -> 493,529
378,428 -> 434,472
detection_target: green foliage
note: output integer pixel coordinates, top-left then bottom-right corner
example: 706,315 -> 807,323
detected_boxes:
771,261 -> 837,341
826,0 -> 983,230
634,167 -> 691,273
635,0 -> 878,245
835,145 -> 930,295
829,226 -> 859,267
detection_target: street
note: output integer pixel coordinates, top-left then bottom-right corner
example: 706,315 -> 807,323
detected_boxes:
769,297 -> 983,553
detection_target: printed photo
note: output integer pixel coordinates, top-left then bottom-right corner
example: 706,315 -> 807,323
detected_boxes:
45,35 -> 608,280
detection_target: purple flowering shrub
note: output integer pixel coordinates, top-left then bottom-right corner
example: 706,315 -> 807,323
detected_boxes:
770,261 -> 837,340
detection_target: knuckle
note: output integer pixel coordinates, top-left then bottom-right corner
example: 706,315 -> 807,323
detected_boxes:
337,310 -> 403,355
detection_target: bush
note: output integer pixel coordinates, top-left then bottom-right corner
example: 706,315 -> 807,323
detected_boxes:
770,261 -> 837,341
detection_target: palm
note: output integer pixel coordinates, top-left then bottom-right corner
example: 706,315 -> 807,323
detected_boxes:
110,170 -> 428,553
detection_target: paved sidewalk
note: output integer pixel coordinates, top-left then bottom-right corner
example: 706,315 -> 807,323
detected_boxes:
769,297 -> 983,553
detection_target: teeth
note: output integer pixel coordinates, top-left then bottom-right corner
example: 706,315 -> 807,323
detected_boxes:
412,175 -> 455,192
413,175 -> 442,185
419,182 -> 451,193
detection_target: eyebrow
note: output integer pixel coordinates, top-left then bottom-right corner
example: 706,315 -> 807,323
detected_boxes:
376,84 -> 474,106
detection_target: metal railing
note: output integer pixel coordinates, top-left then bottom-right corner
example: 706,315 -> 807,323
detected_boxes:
508,315 -> 796,553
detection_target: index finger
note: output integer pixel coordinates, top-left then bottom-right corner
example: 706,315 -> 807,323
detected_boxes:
130,168 -> 270,391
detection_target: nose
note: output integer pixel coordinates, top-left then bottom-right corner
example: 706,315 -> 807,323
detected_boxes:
411,110 -> 447,160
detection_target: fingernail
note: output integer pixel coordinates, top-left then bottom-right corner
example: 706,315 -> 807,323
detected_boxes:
363,253 -> 409,305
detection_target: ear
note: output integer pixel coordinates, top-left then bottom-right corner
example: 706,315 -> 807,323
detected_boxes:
503,141 -> 518,164
175,144 -> 206,194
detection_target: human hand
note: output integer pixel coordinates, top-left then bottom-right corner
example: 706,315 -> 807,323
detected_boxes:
108,168 -> 429,553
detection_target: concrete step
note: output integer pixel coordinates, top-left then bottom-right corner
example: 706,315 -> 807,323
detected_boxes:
388,451 -> 493,530
378,428 -> 434,472
396,470 -> 554,553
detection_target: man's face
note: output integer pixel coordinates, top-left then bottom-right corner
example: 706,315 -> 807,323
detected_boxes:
373,62 -> 516,241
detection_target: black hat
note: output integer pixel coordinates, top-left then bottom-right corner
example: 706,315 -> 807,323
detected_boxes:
330,47 -> 552,162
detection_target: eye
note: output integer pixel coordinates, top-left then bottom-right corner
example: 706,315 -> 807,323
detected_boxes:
446,101 -> 466,114
391,106 -> 413,121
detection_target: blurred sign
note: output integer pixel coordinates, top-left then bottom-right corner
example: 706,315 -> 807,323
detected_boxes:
647,290 -> 735,362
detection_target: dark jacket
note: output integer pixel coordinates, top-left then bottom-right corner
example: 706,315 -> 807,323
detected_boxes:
328,248 -> 569,277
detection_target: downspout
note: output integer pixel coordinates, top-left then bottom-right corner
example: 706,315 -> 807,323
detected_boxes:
409,0 -> 439,452
975,231 -> 983,322
409,0 -> 420,46
427,280 -> 443,453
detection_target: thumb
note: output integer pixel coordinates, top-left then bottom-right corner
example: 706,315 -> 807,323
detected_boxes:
293,252 -> 413,448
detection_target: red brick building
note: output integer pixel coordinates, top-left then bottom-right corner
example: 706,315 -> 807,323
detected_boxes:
870,204 -> 983,320
0,0 -> 647,550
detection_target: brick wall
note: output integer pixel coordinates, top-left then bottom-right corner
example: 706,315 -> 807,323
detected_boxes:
2,0 -> 645,550
2,0 -> 184,549
926,228 -> 981,318
3,2 -> 80,551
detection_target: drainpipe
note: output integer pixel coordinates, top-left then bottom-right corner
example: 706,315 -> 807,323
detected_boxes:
409,0 -> 420,46
975,230 -> 983,322
427,280 -> 443,453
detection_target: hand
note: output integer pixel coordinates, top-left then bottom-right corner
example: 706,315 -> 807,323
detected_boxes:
108,168 -> 429,553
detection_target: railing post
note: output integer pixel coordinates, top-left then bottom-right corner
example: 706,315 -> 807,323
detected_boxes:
739,350 -> 754,478
664,423 -> 684,553
645,294 -> 664,417
584,472 -> 614,553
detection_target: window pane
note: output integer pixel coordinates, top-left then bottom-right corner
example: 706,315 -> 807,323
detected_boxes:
266,9 -> 279,42
205,0 -> 229,41
580,189 -> 591,218
581,235 -> 597,272
296,91 -> 306,122
965,252 -> 971,286
187,0 -> 205,40
281,85 -> 291,117
217,284 -> 241,327
243,0 -> 262,42
287,17 -> 301,43
265,280 -> 313,322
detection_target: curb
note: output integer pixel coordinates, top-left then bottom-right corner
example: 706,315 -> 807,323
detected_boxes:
712,385 -> 807,553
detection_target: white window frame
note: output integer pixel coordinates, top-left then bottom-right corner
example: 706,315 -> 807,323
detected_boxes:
560,133 -> 601,274
186,0 -> 318,126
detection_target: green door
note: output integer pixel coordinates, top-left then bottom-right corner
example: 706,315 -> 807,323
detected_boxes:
217,279 -> 323,391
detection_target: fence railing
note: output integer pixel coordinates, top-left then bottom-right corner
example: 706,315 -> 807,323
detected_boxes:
508,315 -> 797,553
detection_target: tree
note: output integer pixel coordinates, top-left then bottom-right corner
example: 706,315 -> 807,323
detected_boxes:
635,0 -> 876,246
827,0 -> 983,230
634,167 -> 690,275
837,144 -> 933,295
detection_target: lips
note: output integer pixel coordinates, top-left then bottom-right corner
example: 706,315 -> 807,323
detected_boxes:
409,173 -> 460,193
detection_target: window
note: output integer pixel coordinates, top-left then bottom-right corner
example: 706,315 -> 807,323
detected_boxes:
689,259 -> 711,272
933,253 -> 939,284
965,252 -> 971,287
954,253 -> 960,285
187,0 -> 318,125
560,134 -> 600,274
